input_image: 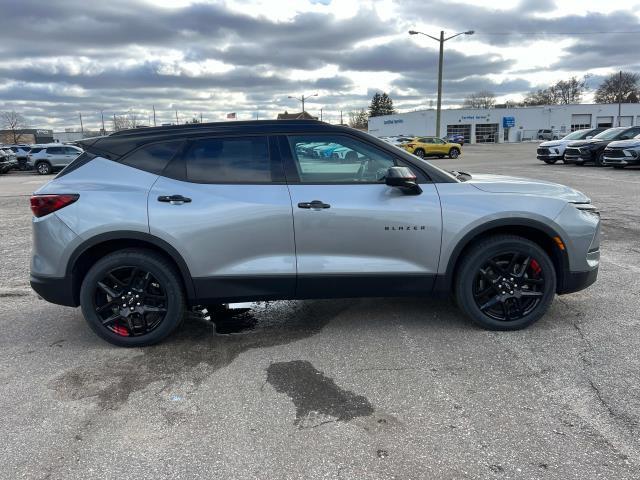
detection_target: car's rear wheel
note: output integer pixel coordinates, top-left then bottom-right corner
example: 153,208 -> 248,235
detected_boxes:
414,148 -> 425,158
449,148 -> 460,159
36,161 -> 52,175
455,235 -> 556,330
80,249 -> 185,347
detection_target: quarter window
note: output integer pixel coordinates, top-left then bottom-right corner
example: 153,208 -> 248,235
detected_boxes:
185,136 -> 271,183
121,141 -> 181,175
287,135 -> 396,183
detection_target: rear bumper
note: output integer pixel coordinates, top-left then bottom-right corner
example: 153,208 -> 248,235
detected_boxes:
30,274 -> 78,307
557,267 -> 598,294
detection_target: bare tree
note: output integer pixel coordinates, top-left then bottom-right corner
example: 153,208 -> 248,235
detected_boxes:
524,76 -> 587,106
113,110 -> 142,131
463,90 -> 496,109
595,71 -> 640,104
1,110 -> 29,143
348,109 -> 369,129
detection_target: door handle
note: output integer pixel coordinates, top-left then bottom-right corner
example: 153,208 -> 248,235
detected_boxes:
298,200 -> 330,209
158,195 -> 192,204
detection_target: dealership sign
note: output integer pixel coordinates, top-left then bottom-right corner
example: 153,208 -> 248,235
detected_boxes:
383,119 -> 404,125
502,116 -> 515,128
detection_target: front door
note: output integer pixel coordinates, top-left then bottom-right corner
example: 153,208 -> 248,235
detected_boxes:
148,136 -> 296,303
280,134 -> 442,299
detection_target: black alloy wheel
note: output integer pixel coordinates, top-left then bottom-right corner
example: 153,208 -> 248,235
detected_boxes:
80,249 -> 185,346
455,235 -> 556,330
414,148 -> 426,158
93,266 -> 168,337
472,252 -> 545,322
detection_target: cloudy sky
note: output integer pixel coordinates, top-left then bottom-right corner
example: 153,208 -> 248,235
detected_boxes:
0,0 -> 639,130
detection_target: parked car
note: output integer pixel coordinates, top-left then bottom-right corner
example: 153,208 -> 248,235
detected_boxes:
602,134 -> 640,169
0,148 -> 18,172
537,129 -> 561,141
402,136 -> 461,159
30,120 -> 600,346
564,126 -> 640,166
29,144 -> 83,174
443,133 -> 465,145
0,149 -> 14,173
536,127 -> 607,164
382,135 -> 416,147
5,145 -> 33,170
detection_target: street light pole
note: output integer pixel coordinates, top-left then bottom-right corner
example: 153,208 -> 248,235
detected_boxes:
288,93 -> 318,113
409,29 -> 474,137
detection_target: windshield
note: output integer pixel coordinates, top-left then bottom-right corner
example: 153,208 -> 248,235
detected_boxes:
562,130 -> 590,140
593,128 -> 624,140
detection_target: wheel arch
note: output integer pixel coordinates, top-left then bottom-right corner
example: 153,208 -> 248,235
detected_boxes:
67,231 -> 196,306
437,219 -> 569,294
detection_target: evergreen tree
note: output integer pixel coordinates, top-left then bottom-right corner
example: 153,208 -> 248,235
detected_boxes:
368,92 -> 396,117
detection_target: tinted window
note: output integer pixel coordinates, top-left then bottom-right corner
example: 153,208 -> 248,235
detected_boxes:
46,147 -> 64,154
121,141 -> 181,175
185,137 -> 271,183
30,147 -> 43,154
65,147 -> 81,155
288,135 -> 397,183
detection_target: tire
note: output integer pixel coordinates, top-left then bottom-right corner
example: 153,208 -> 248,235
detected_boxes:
414,148 -> 426,158
36,161 -> 52,175
595,151 -> 605,167
449,148 -> 460,159
454,235 -> 556,330
80,249 -> 185,347
575,161 -> 585,166
543,159 -> 557,164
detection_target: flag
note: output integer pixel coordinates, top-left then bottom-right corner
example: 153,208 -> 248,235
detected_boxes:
226,112 -> 236,119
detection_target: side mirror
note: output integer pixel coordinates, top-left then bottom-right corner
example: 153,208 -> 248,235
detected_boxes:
385,166 -> 422,195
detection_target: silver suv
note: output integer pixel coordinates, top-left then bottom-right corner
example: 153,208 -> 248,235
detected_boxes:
30,144 -> 83,175
30,121 -> 601,346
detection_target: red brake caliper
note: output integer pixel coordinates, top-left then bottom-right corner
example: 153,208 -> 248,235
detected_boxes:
530,259 -> 542,277
113,320 -> 129,336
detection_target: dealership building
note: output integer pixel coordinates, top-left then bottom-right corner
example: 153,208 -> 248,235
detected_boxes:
367,103 -> 640,144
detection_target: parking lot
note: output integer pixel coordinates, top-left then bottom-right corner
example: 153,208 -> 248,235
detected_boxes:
1,142 -> 639,479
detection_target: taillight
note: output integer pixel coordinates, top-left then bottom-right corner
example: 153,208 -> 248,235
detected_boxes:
30,194 -> 79,218
407,143 -> 415,148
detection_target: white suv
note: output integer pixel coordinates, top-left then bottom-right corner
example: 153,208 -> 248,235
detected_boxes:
30,144 -> 83,174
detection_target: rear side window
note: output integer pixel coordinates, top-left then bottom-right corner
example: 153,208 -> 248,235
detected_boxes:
47,147 -> 64,154
185,136 -> 271,183
121,141 -> 181,175
30,147 -> 43,154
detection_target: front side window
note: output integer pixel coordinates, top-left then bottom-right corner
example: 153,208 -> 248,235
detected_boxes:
288,135 -> 396,183
185,136 -> 271,183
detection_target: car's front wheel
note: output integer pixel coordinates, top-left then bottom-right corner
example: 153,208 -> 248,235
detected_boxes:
595,151 -> 606,167
543,159 -> 557,164
455,235 -> 556,330
449,148 -> 460,159
80,249 -> 185,347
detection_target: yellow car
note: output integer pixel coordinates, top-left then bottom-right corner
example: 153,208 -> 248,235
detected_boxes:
402,136 -> 462,159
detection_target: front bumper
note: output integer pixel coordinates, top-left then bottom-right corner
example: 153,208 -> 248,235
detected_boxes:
30,273 -> 78,307
557,267 -> 598,294
563,153 -> 592,164
537,154 -> 563,161
602,156 -> 640,166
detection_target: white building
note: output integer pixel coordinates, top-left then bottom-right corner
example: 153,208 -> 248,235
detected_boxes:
367,103 -> 640,144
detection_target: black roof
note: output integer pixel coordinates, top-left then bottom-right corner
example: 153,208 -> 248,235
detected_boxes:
78,119 -> 455,183
79,120 -> 340,158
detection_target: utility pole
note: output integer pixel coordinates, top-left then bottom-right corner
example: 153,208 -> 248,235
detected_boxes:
340,110 -> 343,125
409,29 -> 474,137
256,111 -> 259,120
152,105 -> 156,127
79,112 -> 84,134
320,108 -> 323,121
200,112 -> 203,123
100,111 -> 105,134
175,110 -> 179,124
288,93 -> 318,113
618,70 -> 623,126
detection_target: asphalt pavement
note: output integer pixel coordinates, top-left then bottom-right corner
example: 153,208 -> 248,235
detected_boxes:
0,143 -> 639,479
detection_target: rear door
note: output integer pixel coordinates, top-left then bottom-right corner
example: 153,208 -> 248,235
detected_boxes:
45,146 -> 66,167
280,134 -> 442,299
148,135 -> 296,303
63,147 -> 82,166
